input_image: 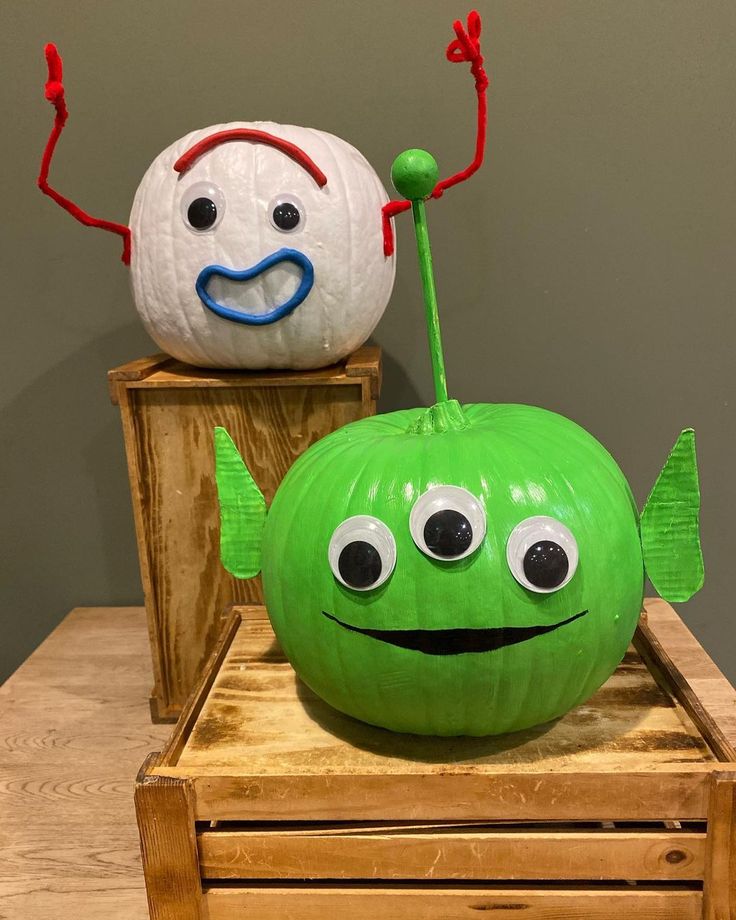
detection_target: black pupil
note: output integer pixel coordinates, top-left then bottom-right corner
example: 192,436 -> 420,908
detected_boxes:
423,509 -> 473,558
187,197 -> 217,230
272,202 -> 300,231
523,540 -> 569,589
338,540 -> 382,589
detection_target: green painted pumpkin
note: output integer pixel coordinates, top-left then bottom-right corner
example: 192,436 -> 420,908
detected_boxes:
213,133 -> 704,738
215,400 -> 703,736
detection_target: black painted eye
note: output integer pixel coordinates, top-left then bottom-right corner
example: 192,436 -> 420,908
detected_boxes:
181,181 -> 225,232
523,541 -> 569,589
410,485 -> 486,561
423,509 -> 473,559
328,515 -> 396,591
187,197 -> 218,230
338,541 -> 382,589
507,516 -> 578,593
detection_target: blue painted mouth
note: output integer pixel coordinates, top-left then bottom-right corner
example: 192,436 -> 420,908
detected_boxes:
195,248 -> 314,326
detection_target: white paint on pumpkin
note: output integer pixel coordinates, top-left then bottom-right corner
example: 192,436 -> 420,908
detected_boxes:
129,121 -> 395,369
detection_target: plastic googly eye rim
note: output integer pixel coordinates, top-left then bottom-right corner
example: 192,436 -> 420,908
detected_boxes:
409,485 -> 487,561
328,514 -> 397,591
506,515 -> 579,593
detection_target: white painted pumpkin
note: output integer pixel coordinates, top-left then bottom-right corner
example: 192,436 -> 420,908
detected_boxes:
129,121 -> 395,369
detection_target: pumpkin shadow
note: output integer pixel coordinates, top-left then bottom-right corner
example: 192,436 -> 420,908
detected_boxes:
291,648 -> 661,766
293,674 -> 562,764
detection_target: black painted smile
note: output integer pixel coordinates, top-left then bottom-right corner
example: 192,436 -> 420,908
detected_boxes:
321,609 -> 588,656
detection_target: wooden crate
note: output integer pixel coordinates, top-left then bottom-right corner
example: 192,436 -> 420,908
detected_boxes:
135,598 -> 736,920
109,347 -> 381,722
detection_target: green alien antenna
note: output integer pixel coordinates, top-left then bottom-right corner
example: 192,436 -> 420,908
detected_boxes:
391,149 -> 449,404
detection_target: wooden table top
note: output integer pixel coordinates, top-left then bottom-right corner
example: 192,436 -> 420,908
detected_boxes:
0,607 -> 170,920
3,603 -> 736,916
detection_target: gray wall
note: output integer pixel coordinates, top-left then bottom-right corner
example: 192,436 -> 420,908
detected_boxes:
2,0 -> 735,684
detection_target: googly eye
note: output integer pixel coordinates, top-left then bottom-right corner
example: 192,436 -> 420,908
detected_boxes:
409,485 -> 486,561
506,516 -> 579,593
268,194 -> 305,233
181,181 -> 226,232
328,515 -> 396,591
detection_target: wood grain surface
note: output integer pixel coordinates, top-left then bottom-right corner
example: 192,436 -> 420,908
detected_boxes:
110,347 -> 380,720
135,758 -> 201,920
0,607 -> 170,920
636,597 -> 736,762
703,771 -> 736,920
170,606 -> 716,776
201,885 -> 703,920
197,826 -> 706,881
144,601 -> 736,824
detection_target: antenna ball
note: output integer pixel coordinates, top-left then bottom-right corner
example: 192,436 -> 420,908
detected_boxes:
391,149 -> 439,201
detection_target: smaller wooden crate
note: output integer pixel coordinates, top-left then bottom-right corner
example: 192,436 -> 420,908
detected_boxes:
109,346 -> 381,722
135,599 -> 736,920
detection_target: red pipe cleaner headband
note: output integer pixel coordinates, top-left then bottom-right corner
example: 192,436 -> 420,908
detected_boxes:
174,129 -> 328,187
38,44 -> 132,265
381,10 -> 489,257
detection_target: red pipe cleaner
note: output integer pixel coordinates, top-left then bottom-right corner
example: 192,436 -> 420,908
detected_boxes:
381,10 -> 489,257
174,129 -> 328,187
38,44 -> 132,265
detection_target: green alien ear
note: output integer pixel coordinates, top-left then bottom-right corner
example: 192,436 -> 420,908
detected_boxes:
640,429 -> 704,603
214,427 -> 267,579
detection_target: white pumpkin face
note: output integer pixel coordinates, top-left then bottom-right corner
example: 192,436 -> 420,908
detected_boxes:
129,121 -> 395,369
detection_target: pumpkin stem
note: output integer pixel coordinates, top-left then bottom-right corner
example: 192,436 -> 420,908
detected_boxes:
406,399 -> 469,435
391,149 -> 450,405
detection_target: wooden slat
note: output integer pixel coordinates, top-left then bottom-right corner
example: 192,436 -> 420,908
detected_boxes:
135,759 -> 202,920
703,771 -> 736,919
168,768 -> 722,822
108,353 -> 173,406
108,353 -> 174,403
119,346 -> 376,394
198,828 -> 705,881
345,344 -> 381,399
114,387 -> 163,717
108,353 -> 174,382
159,610 -> 243,767
232,604 -> 271,621
635,598 -> 736,761
201,886 -> 703,920
128,361 -> 356,390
